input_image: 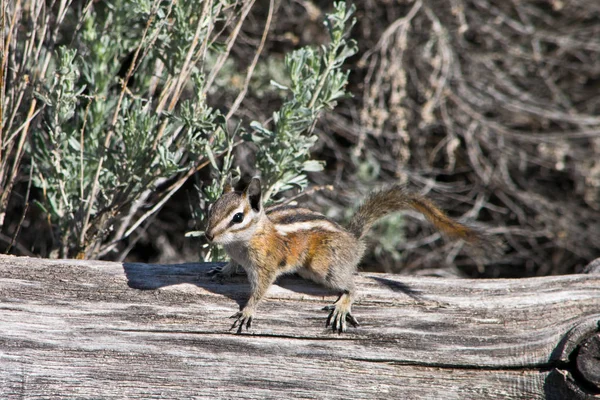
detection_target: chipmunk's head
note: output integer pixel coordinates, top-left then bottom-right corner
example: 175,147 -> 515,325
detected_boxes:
205,177 -> 264,245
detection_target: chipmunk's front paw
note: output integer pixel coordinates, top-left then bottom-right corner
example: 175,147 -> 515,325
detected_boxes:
207,263 -> 239,282
323,304 -> 359,333
229,309 -> 254,334
207,265 -> 226,279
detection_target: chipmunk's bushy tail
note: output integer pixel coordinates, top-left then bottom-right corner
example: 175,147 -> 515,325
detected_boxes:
348,186 -> 482,245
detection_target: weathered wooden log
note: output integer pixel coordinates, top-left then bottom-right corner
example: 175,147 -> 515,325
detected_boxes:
0,254 -> 599,399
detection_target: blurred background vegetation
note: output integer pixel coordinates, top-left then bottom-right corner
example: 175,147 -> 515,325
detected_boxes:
1,0 -> 599,278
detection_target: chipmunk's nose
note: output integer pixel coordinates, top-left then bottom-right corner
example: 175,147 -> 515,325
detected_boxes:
205,231 -> 214,242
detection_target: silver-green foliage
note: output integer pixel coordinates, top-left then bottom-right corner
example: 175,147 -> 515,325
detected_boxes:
26,0 -> 355,260
30,0 -> 232,258
250,2 -> 357,204
32,48 -> 86,225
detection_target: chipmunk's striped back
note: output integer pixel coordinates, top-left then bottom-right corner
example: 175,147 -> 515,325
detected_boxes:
266,205 -> 345,236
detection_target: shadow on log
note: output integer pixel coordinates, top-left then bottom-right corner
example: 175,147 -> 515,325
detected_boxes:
0,255 -> 599,399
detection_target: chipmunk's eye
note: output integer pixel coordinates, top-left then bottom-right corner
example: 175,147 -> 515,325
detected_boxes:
231,212 -> 244,224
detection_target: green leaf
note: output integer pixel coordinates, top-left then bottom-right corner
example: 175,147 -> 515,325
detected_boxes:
302,160 -> 325,172
68,136 -> 81,151
205,143 -> 219,170
270,80 -> 288,90
185,230 -> 205,237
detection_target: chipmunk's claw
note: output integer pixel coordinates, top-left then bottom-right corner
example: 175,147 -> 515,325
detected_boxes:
206,266 -> 221,276
207,265 -> 225,281
229,311 -> 253,334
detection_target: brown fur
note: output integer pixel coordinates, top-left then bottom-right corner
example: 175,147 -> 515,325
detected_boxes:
348,185 -> 481,243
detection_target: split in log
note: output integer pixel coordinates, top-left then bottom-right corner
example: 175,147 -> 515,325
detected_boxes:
0,254 -> 599,399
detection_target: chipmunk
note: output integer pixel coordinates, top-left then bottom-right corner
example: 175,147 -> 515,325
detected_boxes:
205,177 -> 490,333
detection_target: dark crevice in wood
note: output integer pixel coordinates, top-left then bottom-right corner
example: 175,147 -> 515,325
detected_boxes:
354,357 -> 559,372
110,328 -> 361,341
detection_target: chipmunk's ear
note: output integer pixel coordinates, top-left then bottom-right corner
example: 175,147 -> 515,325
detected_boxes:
223,180 -> 234,194
244,177 -> 262,212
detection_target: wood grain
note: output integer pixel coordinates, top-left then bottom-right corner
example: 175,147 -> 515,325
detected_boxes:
0,255 -> 599,399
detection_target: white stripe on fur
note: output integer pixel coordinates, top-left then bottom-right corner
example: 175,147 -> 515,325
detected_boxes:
274,220 -> 342,236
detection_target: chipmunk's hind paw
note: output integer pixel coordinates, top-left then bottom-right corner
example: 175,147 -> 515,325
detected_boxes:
229,311 -> 253,334
324,305 -> 359,333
